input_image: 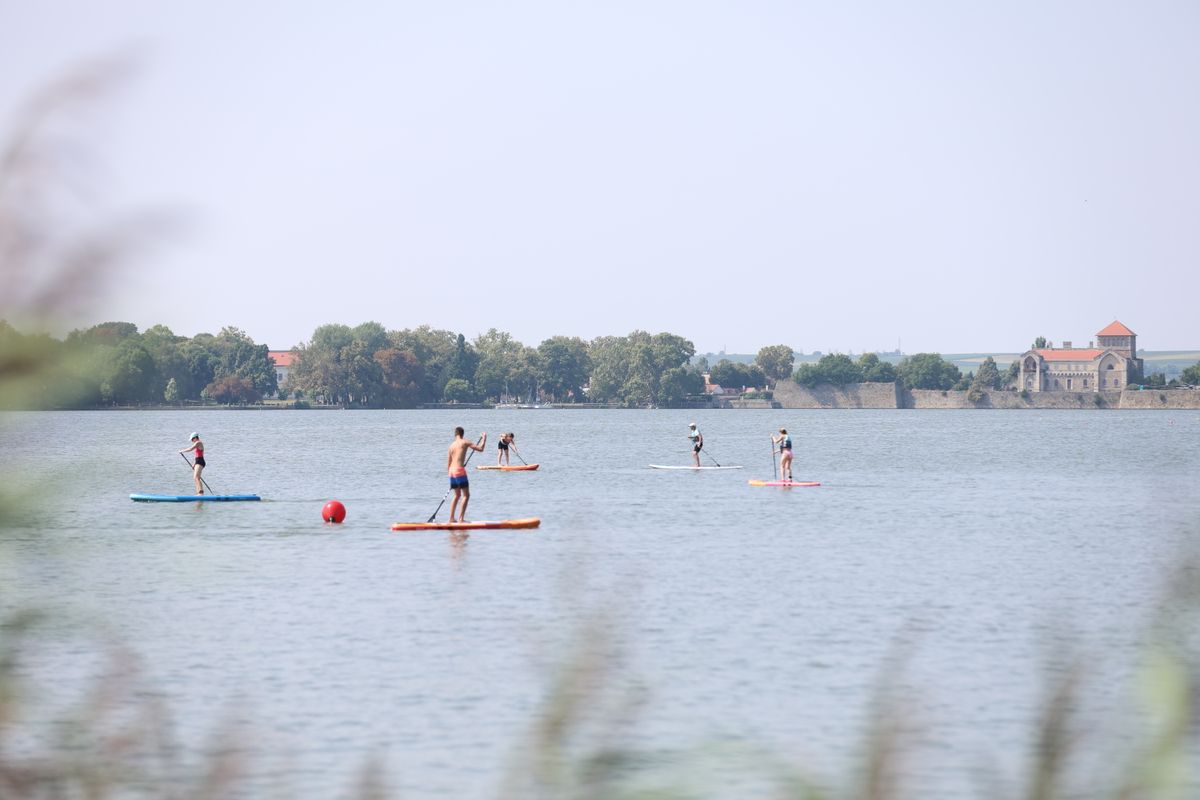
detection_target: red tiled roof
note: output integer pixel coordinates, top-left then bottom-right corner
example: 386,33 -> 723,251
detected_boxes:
268,350 -> 296,367
1096,320 -> 1135,336
1034,349 -> 1104,362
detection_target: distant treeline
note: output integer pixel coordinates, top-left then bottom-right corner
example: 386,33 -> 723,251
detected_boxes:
6,320 -> 1192,410
0,320 -> 794,409
287,325 -> 796,407
0,321 -> 277,408
794,352 -> 1014,397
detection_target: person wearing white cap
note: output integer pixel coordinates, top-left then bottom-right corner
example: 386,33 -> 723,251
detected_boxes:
179,432 -> 206,495
687,422 -> 703,467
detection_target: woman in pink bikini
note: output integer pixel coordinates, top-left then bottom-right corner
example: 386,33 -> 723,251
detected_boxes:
179,432 -> 206,495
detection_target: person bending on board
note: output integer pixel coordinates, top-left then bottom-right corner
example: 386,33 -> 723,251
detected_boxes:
179,432 -> 205,495
688,422 -> 703,467
496,431 -> 519,466
773,428 -> 794,482
448,427 -> 486,522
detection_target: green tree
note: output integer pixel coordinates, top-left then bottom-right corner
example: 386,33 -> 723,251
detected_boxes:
351,321 -> 389,353
966,358 -> 1002,404
1032,336 -> 1048,349
510,346 -> 542,403
291,324 -> 353,404
442,377 -> 473,403
1182,362 -> 1200,385
390,326 -> 459,401
104,339 -> 158,405
577,331 -> 696,406
585,336 -> 631,404
1004,360 -> 1020,388
897,353 -> 962,390
755,345 -> 795,384
204,375 -> 259,404
66,321 -> 139,347
973,357 -> 1001,390
537,336 -> 590,402
164,377 -> 179,403
343,339 -> 384,405
375,348 -> 424,407
211,327 -> 277,398
658,365 -> 705,406
473,329 -> 525,401
710,359 -> 767,391
857,352 -> 897,383
647,333 -> 695,377
793,354 -> 863,387
141,324 -> 189,400
442,333 -> 478,387
623,336 -> 658,404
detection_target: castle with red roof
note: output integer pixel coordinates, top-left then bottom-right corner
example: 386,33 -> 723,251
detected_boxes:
1017,321 -> 1144,392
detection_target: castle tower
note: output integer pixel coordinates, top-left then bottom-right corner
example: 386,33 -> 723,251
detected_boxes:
1096,320 -> 1136,359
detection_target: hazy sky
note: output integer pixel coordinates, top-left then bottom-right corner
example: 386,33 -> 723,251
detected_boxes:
2,1 -> 1197,354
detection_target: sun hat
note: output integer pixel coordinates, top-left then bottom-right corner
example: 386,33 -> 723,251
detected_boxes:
689,422 -> 696,427
189,432 -> 199,440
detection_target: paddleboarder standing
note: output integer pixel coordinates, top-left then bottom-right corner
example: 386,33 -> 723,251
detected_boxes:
448,427 -> 486,522
772,428 -> 794,482
688,422 -> 703,467
179,432 -> 205,495
496,432 -> 520,466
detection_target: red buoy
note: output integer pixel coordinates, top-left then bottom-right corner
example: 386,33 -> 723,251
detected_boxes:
322,500 -> 346,523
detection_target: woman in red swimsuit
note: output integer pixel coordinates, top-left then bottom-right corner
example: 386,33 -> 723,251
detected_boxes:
179,432 -> 206,494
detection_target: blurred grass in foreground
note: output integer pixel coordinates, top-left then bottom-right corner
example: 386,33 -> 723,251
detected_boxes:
1,64 -> 1197,799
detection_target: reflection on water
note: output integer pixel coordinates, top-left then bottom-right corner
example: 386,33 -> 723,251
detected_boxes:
2,408 -> 1198,797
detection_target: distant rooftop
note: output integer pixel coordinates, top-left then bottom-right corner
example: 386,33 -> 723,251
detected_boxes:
268,350 -> 296,367
1097,320 -> 1135,336
1034,348 -> 1104,362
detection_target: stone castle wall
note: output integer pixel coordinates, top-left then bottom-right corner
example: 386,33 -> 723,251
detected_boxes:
904,389 -> 1121,409
773,381 -> 901,408
1117,389 -> 1200,409
772,381 -> 1200,409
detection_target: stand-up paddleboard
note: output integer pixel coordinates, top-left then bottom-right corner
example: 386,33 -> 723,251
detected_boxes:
477,464 -> 540,471
648,465 -> 743,470
131,494 -> 261,502
748,479 -> 820,487
391,517 -> 541,531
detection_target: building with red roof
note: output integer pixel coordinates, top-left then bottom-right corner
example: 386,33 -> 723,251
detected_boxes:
1017,321 -> 1143,392
268,350 -> 296,392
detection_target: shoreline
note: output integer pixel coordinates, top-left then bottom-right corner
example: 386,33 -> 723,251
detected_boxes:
7,386 -> 1200,412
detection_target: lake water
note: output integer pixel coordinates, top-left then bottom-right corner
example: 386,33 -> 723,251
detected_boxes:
2,409 -> 1199,797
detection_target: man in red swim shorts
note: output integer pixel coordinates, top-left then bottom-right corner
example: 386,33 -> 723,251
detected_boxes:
447,426 -> 486,522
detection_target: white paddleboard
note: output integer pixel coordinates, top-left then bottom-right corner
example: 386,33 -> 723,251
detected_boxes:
648,465 -> 744,470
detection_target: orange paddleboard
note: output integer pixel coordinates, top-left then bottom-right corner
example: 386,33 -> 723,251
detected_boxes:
391,517 -> 541,531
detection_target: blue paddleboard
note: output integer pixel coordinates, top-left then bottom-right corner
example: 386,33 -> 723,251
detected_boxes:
130,494 -> 261,502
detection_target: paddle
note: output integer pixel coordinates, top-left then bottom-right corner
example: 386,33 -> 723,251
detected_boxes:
771,437 -> 777,480
180,452 -> 215,495
427,436 -> 482,522
512,445 -> 528,466
703,449 -> 722,468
